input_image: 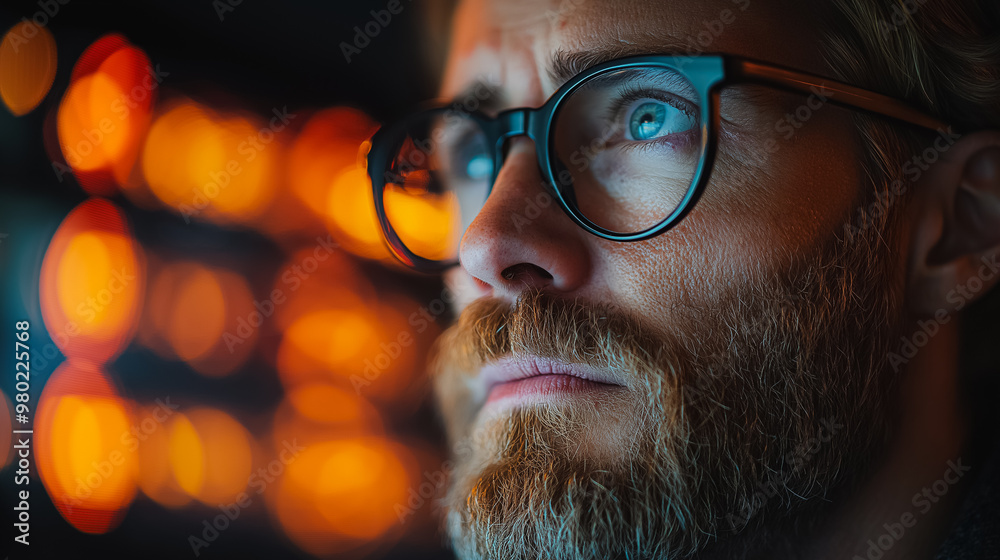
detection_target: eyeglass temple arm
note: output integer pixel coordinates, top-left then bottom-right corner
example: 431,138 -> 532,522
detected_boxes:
726,58 -> 952,133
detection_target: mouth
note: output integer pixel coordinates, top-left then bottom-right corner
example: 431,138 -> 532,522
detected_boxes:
478,356 -> 626,408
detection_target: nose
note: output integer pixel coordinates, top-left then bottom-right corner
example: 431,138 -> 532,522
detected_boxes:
458,137 -> 592,300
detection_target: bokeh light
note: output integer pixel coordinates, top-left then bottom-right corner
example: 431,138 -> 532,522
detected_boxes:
276,298 -> 423,404
288,107 -> 377,216
142,100 -> 279,225
140,260 -> 257,377
39,198 -> 145,364
0,21 -> 57,116
35,361 -> 139,534
168,408 -> 253,506
8,8 -> 454,557
56,35 -> 154,196
270,382 -> 384,454
270,437 -> 414,557
383,182 -> 461,261
136,403 -> 192,508
325,167 -> 392,261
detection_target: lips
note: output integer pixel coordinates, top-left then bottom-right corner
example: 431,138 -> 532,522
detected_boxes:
478,356 -> 625,405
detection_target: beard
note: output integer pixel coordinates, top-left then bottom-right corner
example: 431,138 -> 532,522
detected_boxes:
431,222 -> 907,560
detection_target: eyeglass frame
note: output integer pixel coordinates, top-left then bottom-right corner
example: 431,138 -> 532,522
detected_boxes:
367,53 -> 953,272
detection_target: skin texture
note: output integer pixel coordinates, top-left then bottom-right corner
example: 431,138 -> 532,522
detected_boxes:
427,0 -> 1000,558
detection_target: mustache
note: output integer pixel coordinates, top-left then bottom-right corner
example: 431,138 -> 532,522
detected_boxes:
431,291 -> 670,381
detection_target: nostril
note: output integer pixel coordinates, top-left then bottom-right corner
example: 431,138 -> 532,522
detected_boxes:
500,263 -> 554,283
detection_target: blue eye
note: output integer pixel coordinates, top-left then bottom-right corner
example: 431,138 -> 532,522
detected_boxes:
627,101 -> 694,141
465,154 -> 493,180
452,137 -> 493,182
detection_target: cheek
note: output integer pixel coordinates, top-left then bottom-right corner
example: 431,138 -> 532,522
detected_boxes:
598,121 -> 861,331
599,211 -> 746,335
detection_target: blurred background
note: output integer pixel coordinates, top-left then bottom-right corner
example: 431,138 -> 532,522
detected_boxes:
0,0 -> 459,557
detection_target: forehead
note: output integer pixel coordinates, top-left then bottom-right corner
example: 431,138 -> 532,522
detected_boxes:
442,0 -> 831,103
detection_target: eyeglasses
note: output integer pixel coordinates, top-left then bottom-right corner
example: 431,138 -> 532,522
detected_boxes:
366,53 -> 950,272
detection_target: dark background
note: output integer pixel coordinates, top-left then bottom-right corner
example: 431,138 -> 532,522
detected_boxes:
0,0 -> 457,558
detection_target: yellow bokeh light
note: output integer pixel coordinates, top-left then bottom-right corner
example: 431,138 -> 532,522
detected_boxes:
142,101 -> 277,224
325,167 -> 391,260
137,404 -> 192,508
285,309 -> 376,368
168,413 -> 204,498
57,74 -> 117,172
186,408 -> 253,506
271,437 -> 413,555
140,261 -> 257,377
313,439 -> 410,539
39,198 -> 145,363
167,408 -> 253,506
384,183 -> 460,261
35,362 -> 139,534
288,107 -> 377,216
55,232 -> 135,337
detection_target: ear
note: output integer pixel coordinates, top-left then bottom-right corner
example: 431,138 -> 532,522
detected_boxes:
907,131 -> 1000,316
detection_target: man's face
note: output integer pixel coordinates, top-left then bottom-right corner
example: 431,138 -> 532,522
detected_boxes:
432,0 -> 909,558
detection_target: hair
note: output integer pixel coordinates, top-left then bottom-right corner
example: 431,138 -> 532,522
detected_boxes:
820,0 -> 1000,382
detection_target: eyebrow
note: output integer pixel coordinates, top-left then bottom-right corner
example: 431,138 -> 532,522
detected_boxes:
448,41 -> 692,114
546,41 -> 690,90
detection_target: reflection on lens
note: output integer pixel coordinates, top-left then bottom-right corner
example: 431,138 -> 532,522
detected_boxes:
551,65 -> 703,234
380,110 -> 491,263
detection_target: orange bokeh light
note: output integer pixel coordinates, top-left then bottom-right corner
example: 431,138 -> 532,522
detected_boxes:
288,107 -> 377,216
166,408 -> 253,506
168,266 -> 226,361
142,100 -> 278,225
270,437 -> 413,556
276,298 -> 422,404
269,246 -> 374,333
325,167 -> 392,261
39,198 -> 145,364
286,383 -> 375,426
35,361 -> 139,534
269,383 -> 384,456
136,404 -> 192,508
383,183 -> 461,262
140,260 -> 257,377
56,35 -> 154,196
0,22 -> 57,116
